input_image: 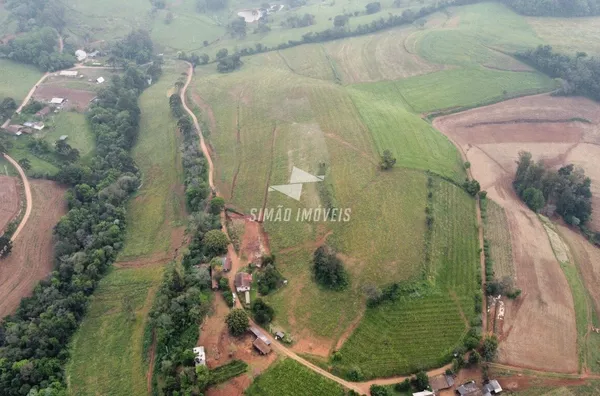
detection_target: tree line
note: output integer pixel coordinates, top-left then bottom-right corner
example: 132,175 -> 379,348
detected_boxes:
0,37 -> 160,394
502,0 -> 600,17
517,45 -> 600,101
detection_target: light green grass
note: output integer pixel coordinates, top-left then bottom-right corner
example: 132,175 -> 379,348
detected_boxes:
484,200 -> 514,280
6,137 -> 60,177
66,265 -> 164,396
43,112 -> 95,159
0,59 -> 43,102
527,16 -> 600,55
349,84 -> 465,180
395,67 -> 558,113
245,358 -> 346,396
0,156 -> 18,176
335,179 -> 480,378
119,64 -> 185,259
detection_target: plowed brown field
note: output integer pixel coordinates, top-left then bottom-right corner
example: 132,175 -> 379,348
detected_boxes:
432,94 -> 598,373
0,180 -> 66,318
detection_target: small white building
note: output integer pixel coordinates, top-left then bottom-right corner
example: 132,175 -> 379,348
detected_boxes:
96,77 -> 105,84
193,346 -> 206,366
412,391 -> 434,396
50,97 -> 65,105
244,290 -> 250,305
59,70 -> 78,77
75,50 -> 87,62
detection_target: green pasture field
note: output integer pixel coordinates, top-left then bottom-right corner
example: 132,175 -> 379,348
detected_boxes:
334,179 -> 480,378
0,59 -> 42,102
348,84 -> 465,180
119,63 -> 186,259
0,156 -> 18,176
5,137 -> 60,177
66,265 -> 164,396
43,112 -> 95,159
484,200 -> 514,280
245,359 -> 346,396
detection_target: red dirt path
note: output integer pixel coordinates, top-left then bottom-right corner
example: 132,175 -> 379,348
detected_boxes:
0,180 -> 66,318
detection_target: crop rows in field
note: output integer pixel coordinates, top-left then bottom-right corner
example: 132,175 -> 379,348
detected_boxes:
484,200 -> 515,280
245,359 -> 345,396
335,180 -> 479,378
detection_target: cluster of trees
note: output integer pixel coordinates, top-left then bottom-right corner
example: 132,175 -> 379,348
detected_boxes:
148,266 -> 212,394
177,51 -> 210,67
169,94 -> 211,212
0,97 -> 17,122
228,17 -> 247,39
370,371 -> 429,395
5,0 -> 66,32
255,256 -> 283,295
0,63 -> 156,394
0,27 -> 74,71
0,235 -> 12,258
226,308 -> 249,336
109,30 -> 154,65
514,151 -> 593,226
313,245 -> 349,290
365,2 -> 382,14
217,53 -> 242,73
281,13 -> 315,28
503,0 -> 600,17
251,298 -> 275,325
517,45 -> 600,101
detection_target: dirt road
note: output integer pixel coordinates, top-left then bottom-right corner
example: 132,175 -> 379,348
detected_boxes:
3,154 -> 32,242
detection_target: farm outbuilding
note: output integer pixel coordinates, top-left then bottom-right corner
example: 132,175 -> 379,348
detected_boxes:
96,77 -> 105,84
413,391 -> 434,396
35,106 -> 51,118
234,272 -> 252,292
482,380 -> 502,395
193,346 -> 206,366
75,50 -> 87,62
50,97 -> 65,105
252,337 -> 271,355
457,381 -> 483,396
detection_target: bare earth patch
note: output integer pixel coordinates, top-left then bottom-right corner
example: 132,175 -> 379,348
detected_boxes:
0,175 -> 19,233
433,94 -> 591,372
0,180 -> 67,318
34,85 -> 96,111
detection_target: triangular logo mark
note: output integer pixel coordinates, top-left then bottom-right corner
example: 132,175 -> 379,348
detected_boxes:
289,167 -> 324,184
268,184 -> 303,201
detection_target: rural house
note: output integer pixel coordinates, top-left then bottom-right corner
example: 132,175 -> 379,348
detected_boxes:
482,380 -> 502,395
457,381 -> 483,396
192,346 -> 206,366
50,97 -> 65,105
234,272 -> 252,292
252,337 -> 271,355
431,373 -> 455,391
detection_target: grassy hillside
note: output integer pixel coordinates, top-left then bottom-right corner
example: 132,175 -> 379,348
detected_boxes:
245,359 -> 346,396
43,112 -> 96,159
0,59 -> 42,102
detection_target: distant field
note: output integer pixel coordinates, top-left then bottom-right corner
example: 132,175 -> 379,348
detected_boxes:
278,45 -> 336,81
0,59 -> 42,102
245,359 -> 345,396
43,112 -> 95,159
334,179 -> 480,378
66,265 -> 163,396
485,200 -> 514,280
527,16 -> 600,55
119,64 -> 185,259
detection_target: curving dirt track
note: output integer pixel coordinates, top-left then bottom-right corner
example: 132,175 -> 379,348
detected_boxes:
432,94 -> 592,373
0,180 -> 66,318
3,154 -> 32,242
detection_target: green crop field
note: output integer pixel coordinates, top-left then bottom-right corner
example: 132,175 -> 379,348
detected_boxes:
119,63 -> 186,259
43,112 -> 95,159
0,59 -> 42,102
245,359 -> 346,396
484,200 -> 514,280
66,265 -> 164,396
334,180 -> 480,378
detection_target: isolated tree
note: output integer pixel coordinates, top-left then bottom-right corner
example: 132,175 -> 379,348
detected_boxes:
203,229 -> 229,256
209,197 -> 225,214
379,149 -> 397,170
469,350 -> 482,365
228,17 -> 247,38
226,308 -> 249,336
369,385 -> 389,396
463,179 -> 481,196
333,14 -> 349,28
216,48 -> 229,59
18,158 -> 31,171
414,370 -> 430,390
482,335 -> 499,361
251,298 -> 274,324
0,235 -> 12,258
313,245 -> 349,290
365,2 -> 381,14
199,53 -> 210,64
